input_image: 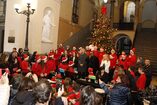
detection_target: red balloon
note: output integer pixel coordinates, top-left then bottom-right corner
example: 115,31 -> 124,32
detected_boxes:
101,6 -> 107,15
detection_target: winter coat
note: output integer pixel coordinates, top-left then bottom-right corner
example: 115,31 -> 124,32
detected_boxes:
100,83 -> 131,105
78,53 -> 88,72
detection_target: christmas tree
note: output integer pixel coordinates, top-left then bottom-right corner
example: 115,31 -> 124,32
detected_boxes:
89,6 -> 116,53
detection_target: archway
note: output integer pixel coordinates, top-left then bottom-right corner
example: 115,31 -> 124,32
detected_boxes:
142,0 -> 157,28
113,34 -> 132,55
119,1 -> 135,23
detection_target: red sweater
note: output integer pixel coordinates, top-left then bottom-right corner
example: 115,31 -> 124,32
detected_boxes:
110,53 -> 117,69
93,50 -> 99,58
127,55 -> 137,67
58,63 -> 68,71
21,60 -> 29,73
136,73 -> 146,90
118,59 -> 128,70
31,63 -> 42,76
46,59 -> 56,74
98,52 -> 105,63
68,67 -> 75,73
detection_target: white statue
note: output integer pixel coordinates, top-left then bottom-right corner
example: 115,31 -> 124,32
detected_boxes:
41,10 -> 55,43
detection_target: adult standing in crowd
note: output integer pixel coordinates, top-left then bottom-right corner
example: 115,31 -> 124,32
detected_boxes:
144,59 -> 152,88
100,54 -> 110,83
78,48 -> 88,78
88,51 -> 99,75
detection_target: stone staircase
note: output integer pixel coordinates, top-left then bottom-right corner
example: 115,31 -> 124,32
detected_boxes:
63,23 -> 92,47
134,28 -> 157,74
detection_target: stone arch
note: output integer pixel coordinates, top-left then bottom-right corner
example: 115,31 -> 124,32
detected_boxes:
113,34 -> 132,55
119,0 -> 136,22
142,20 -> 155,28
142,0 -> 157,28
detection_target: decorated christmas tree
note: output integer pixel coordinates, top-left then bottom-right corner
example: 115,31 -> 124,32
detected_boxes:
89,6 -> 116,53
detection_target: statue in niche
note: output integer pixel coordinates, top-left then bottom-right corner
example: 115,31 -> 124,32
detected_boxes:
41,8 -> 55,43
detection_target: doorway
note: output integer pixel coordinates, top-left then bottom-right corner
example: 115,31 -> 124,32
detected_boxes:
120,1 -> 135,23
114,35 -> 132,55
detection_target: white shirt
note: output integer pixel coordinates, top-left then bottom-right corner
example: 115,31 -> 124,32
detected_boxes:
100,60 -> 110,73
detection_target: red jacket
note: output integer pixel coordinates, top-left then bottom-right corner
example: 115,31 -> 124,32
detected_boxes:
58,63 -> 68,71
42,62 -> 53,75
57,48 -> 65,56
98,52 -> 105,63
93,50 -> 99,58
136,73 -> 146,90
21,60 -> 29,73
110,53 -> 117,69
46,59 -> 56,74
127,55 -> 137,67
68,67 -> 75,73
31,63 -> 42,76
118,59 -> 128,70
17,56 -> 22,68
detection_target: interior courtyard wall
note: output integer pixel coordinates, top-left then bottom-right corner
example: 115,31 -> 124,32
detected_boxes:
4,0 -> 61,53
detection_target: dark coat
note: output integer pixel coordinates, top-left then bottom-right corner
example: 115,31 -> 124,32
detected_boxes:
100,83 -> 131,105
144,65 -> 152,88
88,55 -> 99,74
11,90 -> 35,105
78,53 -> 88,72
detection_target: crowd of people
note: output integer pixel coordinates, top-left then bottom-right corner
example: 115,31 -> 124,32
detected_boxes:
0,44 -> 155,105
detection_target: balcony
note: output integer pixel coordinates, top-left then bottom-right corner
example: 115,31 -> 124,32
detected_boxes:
113,22 -> 134,30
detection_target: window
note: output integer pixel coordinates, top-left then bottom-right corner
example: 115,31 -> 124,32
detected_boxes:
72,0 -> 79,24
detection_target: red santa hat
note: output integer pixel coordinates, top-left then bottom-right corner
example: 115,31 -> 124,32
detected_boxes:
68,61 -> 74,67
56,73 -> 62,79
35,55 -> 41,61
88,68 -> 94,75
23,54 -> 29,60
48,52 -> 54,58
62,57 -> 67,62
131,48 -> 136,53
88,68 -> 93,73
51,77 -> 56,83
41,55 -> 47,61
